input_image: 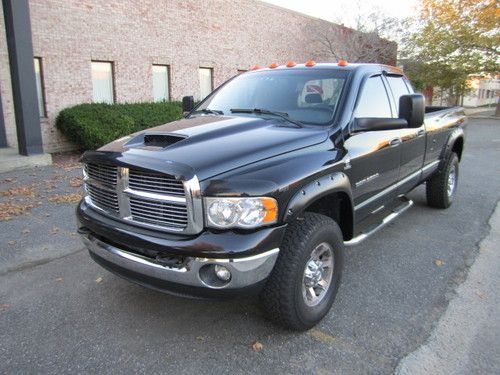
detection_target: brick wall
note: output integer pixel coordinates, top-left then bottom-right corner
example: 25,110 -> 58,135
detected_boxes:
0,0 -> 396,153
0,3 -> 17,149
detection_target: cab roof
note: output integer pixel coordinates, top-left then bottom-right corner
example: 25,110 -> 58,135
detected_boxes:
248,62 -> 404,76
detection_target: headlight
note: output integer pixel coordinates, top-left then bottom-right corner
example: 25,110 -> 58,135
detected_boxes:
204,197 -> 278,229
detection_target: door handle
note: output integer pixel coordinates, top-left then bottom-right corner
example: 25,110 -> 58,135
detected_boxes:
389,138 -> 401,146
417,129 -> 425,136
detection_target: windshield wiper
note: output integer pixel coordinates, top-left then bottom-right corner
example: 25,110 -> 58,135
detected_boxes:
230,108 -> 303,128
192,108 -> 224,116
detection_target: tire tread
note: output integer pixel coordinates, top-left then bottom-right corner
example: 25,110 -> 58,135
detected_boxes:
426,152 -> 459,209
260,213 -> 343,330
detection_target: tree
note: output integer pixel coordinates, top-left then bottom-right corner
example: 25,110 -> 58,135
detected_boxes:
406,0 -> 499,105
309,6 -> 399,64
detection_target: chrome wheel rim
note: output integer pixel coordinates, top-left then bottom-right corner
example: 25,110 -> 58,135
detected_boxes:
302,242 -> 334,307
447,165 -> 456,198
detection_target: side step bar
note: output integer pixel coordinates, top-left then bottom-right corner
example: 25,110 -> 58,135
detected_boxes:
344,198 -> 414,246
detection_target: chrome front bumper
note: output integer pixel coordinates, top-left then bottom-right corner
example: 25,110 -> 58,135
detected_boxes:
81,233 -> 279,291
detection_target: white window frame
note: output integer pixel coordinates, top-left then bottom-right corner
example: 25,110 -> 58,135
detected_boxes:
152,64 -> 170,102
34,57 -> 46,117
91,61 -> 115,104
199,67 -> 214,100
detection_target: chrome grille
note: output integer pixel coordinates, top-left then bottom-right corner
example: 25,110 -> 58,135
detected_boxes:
130,197 -> 188,228
86,184 -> 119,213
84,163 -> 117,187
83,162 -> 202,234
129,169 -> 185,196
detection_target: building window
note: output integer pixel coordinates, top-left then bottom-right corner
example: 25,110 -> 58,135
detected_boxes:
199,67 -> 213,100
34,58 -> 46,117
91,61 -> 114,103
152,65 -> 170,102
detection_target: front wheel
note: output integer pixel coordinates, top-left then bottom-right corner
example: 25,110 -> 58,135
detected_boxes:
260,213 -> 344,331
426,152 -> 459,209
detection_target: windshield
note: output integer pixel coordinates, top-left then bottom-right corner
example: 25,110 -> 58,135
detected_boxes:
194,69 -> 349,125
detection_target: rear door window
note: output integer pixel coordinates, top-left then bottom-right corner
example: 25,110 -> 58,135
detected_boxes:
386,76 -> 411,114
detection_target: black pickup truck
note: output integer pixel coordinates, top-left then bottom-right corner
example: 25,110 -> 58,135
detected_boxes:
77,62 -> 466,330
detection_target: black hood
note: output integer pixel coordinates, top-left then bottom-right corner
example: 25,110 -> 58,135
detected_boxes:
89,115 -> 328,181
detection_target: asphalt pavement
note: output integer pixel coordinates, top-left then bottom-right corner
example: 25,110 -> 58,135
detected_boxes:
1,118 -> 499,374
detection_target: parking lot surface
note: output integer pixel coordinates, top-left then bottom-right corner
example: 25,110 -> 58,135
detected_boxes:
1,118 -> 499,374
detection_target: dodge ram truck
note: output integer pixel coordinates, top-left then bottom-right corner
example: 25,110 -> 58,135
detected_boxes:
77,62 -> 466,330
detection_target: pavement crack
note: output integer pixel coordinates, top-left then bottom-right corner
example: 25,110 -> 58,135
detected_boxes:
0,247 -> 86,277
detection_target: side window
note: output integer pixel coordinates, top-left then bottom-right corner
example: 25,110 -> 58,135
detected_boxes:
403,77 -> 415,94
355,76 -> 392,118
387,76 -> 410,114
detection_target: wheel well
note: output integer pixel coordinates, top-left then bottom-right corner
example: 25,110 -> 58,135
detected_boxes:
452,137 -> 464,161
304,192 -> 353,240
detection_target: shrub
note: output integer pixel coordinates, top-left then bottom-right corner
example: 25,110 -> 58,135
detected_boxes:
56,102 -> 183,150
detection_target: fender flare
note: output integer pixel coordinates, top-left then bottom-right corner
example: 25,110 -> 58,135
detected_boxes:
439,127 -> 464,170
283,171 -> 353,223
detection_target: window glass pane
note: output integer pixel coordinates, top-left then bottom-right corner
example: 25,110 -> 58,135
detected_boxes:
297,78 -> 344,109
403,77 -> 414,94
34,58 -> 46,117
199,68 -> 213,100
91,62 -> 114,103
387,76 -> 410,114
355,76 -> 392,118
198,69 -> 348,125
152,65 -> 169,102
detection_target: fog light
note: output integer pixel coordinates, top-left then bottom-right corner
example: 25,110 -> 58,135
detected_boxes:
214,265 -> 231,281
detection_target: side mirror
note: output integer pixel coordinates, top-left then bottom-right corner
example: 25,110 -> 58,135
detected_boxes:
182,96 -> 195,115
352,117 -> 407,133
399,94 -> 424,128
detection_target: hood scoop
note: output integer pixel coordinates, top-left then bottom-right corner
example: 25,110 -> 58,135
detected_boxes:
143,133 -> 186,147
126,133 -> 187,149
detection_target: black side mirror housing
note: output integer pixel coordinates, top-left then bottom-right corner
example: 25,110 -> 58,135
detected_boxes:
352,117 -> 408,133
182,96 -> 195,115
399,94 -> 424,128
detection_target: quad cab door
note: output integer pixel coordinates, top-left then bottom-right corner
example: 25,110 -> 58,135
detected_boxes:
385,75 -> 427,193
344,75 -> 402,222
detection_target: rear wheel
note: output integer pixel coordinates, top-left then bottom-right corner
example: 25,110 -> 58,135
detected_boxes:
426,152 -> 459,209
260,213 -> 344,331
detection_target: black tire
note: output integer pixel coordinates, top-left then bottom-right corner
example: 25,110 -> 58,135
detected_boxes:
260,213 -> 344,331
426,152 -> 459,209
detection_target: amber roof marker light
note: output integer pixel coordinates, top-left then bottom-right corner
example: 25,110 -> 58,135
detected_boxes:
269,62 -> 279,69
305,59 -> 316,67
338,60 -> 348,67
286,60 -> 297,67
250,65 -> 262,70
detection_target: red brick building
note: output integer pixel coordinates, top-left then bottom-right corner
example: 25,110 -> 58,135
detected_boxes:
0,0 -> 396,156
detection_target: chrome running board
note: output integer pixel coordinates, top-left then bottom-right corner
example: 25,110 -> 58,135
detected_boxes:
344,198 -> 414,246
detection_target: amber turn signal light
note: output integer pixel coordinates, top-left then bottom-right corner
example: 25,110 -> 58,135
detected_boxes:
305,59 -> 316,67
261,197 -> 278,223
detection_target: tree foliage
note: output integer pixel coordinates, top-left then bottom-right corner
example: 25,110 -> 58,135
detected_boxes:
404,0 -> 499,103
